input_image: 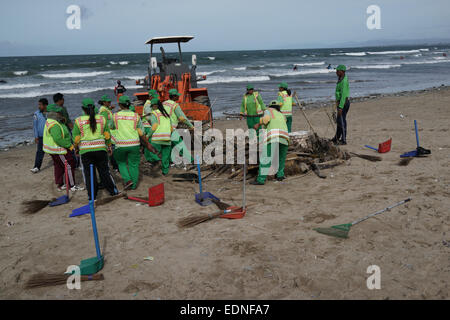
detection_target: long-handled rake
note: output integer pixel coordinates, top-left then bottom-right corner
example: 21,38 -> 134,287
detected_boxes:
314,198 -> 412,238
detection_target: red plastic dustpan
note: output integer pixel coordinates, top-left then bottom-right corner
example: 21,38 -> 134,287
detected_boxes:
220,161 -> 247,220
126,183 -> 164,207
378,138 -> 392,153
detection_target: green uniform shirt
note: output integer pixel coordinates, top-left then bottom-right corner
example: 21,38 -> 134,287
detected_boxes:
59,105 -> 72,127
335,75 -> 350,109
240,93 -> 266,115
49,122 -> 72,149
149,113 -> 171,146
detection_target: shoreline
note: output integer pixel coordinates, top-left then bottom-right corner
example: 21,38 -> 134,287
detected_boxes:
2,84 -> 449,152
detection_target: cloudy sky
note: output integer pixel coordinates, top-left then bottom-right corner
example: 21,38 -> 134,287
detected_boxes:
1,0 -> 449,56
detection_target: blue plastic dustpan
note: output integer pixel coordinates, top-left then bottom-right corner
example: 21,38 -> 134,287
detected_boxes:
70,204 -> 90,217
49,194 -> 69,207
195,156 -> 219,206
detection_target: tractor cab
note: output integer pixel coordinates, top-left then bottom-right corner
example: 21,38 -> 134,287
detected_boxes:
133,36 -> 213,127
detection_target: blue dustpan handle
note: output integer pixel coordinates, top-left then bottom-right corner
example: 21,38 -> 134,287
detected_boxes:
414,120 -> 420,148
365,145 -> 378,151
89,164 -> 102,260
196,155 -> 202,194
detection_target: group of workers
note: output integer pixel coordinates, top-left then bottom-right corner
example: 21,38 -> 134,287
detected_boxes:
32,87 -> 195,201
31,64 -> 350,195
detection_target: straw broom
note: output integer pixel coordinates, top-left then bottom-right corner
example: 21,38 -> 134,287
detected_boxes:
21,199 -> 57,214
349,152 -> 382,162
398,157 -> 413,166
25,273 -> 104,289
177,210 -> 226,228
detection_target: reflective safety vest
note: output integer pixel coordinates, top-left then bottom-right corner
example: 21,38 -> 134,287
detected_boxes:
262,108 -> 289,144
112,110 -> 140,147
163,100 -> 180,129
278,91 -> 293,117
243,92 -> 263,115
99,106 -> 113,122
151,109 -> 172,143
75,115 -> 107,152
43,119 -> 67,154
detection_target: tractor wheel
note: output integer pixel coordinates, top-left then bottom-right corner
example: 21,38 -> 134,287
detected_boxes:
193,95 -> 211,107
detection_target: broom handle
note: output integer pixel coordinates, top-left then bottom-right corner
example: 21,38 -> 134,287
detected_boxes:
365,145 -> 378,152
65,160 -> 69,198
243,160 -> 246,209
89,164 -> 102,260
80,274 -> 104,281
196,155 -> 202,193
414,120 -> 420,148
294,92 -> 316,134
351,198 -> 412,226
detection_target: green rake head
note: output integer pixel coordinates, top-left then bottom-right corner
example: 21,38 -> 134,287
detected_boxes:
314,223 -> 352,239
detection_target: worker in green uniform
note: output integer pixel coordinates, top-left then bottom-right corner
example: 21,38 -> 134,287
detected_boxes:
111,95 -> 157,190
163,88 -> 194,163
250,101 -> 290,185
98,94 -> 118,170
143,89 -> 159,116
72,98 -> 119,200
148,98 -> 173,175
332,65 -> 350,145
240,84 -> 266,137
43,104 -> 83,191
276,82 -> 293,133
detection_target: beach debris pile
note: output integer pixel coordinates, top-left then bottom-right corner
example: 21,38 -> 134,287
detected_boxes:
196,131 -> 353,181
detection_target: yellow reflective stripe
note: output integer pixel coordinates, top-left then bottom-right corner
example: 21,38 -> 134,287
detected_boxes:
79,139 -> 107,150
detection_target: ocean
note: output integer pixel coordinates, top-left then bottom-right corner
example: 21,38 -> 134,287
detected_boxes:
0,44 -> 449,149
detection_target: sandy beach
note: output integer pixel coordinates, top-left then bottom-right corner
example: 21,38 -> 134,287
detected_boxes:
0,86 -> 449,300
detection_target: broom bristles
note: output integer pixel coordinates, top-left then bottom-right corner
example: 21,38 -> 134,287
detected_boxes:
350,152 -> 382,162
21,199 -> 55,214
211,198 -> 232,211
398,157 -> 413,166
95,192 -> 127,206
177,211 -> 223,228
25,273 -> 105,289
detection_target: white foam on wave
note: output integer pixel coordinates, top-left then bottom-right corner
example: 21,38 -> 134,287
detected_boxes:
61,80 -> 84,84
233,67 -> 247,71
203,76 -> 270,84
419,48 -> 429,52
40,71 -> 112,78
0,83 -> 44,90
345,52 -> 366,56
206,57 -> 216,60
13,71 -> 28,76
270,69 -> 334,77
367,49 -> 420,55
197,69 -> 226,76
294,62 -> 326,67
351,64 -> 401,69
401,59 -> 450,65
0,87 -> 111,99
124,75 -> 143,80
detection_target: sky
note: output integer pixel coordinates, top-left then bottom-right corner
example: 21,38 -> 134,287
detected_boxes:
1,0 -> 450,56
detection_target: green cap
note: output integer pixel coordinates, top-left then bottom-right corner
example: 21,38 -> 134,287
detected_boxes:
269,100 -> 281,107
168,89 -> 181,96
278,82 -> 288,89
150,98 -> 160,105
100,94 -> 111,102
46,104 -> 63,113
336,64 -> 346,71
118,95 -> 131,104
246,84 -> 254,90
148,89 -> 158,97
130,105 -> 135,112
82,98 -> 95,107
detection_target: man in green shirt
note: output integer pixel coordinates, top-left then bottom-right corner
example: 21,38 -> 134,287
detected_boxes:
332,65 -> 350,145
240,84 -> 266,138
53,93 -> 72,130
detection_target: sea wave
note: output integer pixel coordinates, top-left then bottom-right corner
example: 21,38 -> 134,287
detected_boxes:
344,52 -> 366,56
294,62 -> 326,67
233,67 -> 247,71
351,64 -> 401,69
270,69 -> 334,77
124,75 -> 144,80
197,69 -> 227,76
0,87 -> 111,99
13,71 -> 28,76
401,59 -> 450,65
367,49 -> 421,55
203,76 -> 270,84
110,61 -> 129,65
206,57 -> 216,61
40,71 -> 112,78
0,83 -> 45,90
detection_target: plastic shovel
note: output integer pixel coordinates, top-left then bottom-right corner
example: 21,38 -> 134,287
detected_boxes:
49,160 -> 70,207
365,138 -> 392,153
77,164 -> 104,275
195,156 -> 220,206
400,120 -> 431,158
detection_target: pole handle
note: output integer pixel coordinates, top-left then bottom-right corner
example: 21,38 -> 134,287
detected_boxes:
196,155 -> 202,194
414,120 -> 420,148
365,145 -> 378,152
64,160 -> 69,197
89,164 -> 102,260
351,198 -> 412,226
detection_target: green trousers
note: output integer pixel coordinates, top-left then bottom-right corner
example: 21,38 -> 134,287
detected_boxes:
151,142 -> 171,175
171,130 -> 194,163
113,146 -> 141,189
286,116 -> 292,133
246,116 -> 261,139
256,142 -> 288,184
